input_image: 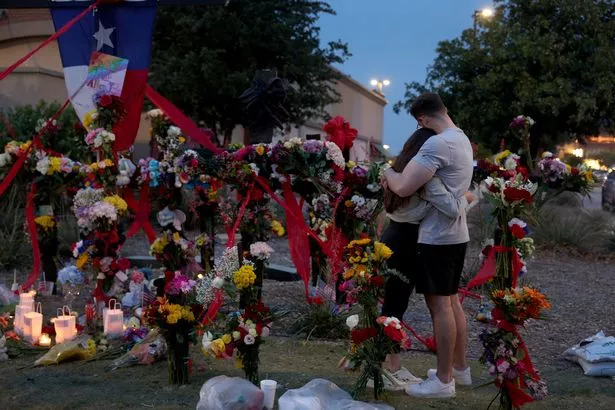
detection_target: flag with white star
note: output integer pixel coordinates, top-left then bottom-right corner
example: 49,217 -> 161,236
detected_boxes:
51,0 -> 157,151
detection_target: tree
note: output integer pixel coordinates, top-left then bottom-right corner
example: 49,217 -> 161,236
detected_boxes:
394,0 -> 615,154
150,0 -> 350,145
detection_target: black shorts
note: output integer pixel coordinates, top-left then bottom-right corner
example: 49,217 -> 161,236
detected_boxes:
415,243 -> 467,296
380,221 -> 419,320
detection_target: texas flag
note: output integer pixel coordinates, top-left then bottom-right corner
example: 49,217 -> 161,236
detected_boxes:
51,0 -> 157,151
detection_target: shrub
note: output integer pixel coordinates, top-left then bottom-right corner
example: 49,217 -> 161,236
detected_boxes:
531,205 -> 614,253
290,300 -> 350,340
0,185 -> 32,271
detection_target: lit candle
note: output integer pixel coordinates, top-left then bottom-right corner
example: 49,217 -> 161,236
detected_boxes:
39,333 -> 52,347
23,302 -> 43,343
54,306 -> 76,344
103,299 -> 124,338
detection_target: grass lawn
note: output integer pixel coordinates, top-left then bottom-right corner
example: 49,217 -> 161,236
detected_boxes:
1,337 -> 614,409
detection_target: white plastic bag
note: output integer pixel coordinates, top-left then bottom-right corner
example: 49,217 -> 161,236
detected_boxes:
564,331 -> 615,376
196,375 -> 264,410
278,379 -> 394,410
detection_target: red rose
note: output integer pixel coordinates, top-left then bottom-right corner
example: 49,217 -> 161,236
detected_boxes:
488,184 -> 499,193
369,276 -> 385,287
164,270 -> 175,282
571,167 -> 579,175
351,327 -> 378,345
503,187 -> 533,204
383,325 -> 404,343
515,166 -> 529,180
117,258 -> 131,271
309,296 -> 325,306
99,94 -> 113,107
510,224 -> 526,239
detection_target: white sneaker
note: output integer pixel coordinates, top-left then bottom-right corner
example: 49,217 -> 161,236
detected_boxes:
427,367 -> 472,386
405,373 -> 455,398
366,367 -> 422,391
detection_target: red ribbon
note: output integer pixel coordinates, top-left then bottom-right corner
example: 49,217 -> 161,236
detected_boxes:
19,184 -> 41,293
124,185 -> 156,244
144,85 -> 223,154
226,183 -> 254,248
0,1 -> 100,82
466,245 -> 523,290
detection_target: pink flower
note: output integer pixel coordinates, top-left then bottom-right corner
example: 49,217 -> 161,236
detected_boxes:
496,358 -> 510,373
131,270 -> 145,284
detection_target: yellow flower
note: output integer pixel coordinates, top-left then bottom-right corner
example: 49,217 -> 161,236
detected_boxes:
76,253 -> 89,269
150,235 -> 169,255
104,159 -> 114,167
235,357 -> 244,369
179,136 -> 186,143
172,232 -> 181,243
373,241 -> 393,261
494,150 -> 511,165
347,160 -> 357,169
90,162 -> 98,170
348,238 -> 371,248
271,220 -> 285,237
83,111 -> 96,129
565,163 -> 572,172
222,334 -> 232,344
344,200 -> 354,208
86,339 -> 97,356
211,339 -> 226,356
181,307 -> 195,322
233,264 -> 256,290
166,313 -> 180,324
49,157 -> 62,174
35,215 -> 56,231
104,195 -> 128,214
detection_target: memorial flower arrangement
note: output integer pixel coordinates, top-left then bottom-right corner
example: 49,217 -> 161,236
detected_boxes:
480,287 -> 551,408
149,230 -> 196,273
337,237 -> 407,399
536,153 -> 594,199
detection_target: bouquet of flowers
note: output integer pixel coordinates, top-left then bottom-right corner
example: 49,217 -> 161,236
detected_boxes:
480,287 -> 550,408
338,237 -> 405,399
509,115 -> 536,171
202,302 -> 273,384
336,161 -> 387,238
34,215 -> 57,239
536,153 -> 594,201
270,137 -> 345,197
149,231 -> 196,272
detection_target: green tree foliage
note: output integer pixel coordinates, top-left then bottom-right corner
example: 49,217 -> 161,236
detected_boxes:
394,0 -> 615,153
150,0 -> 350,144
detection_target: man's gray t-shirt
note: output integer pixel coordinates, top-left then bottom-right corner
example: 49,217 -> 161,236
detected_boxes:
411,128 -> 473,245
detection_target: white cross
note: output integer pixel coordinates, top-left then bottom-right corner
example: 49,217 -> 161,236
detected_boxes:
93,21 -> 115,51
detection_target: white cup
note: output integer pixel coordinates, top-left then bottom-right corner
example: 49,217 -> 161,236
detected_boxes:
260,379 -> 277,410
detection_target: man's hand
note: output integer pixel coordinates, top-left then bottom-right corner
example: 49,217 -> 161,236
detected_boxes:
464,191 -> 476,204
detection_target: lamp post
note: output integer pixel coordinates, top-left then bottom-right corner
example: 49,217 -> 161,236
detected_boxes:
370,79 -> 390,95
473,7 -> 495,33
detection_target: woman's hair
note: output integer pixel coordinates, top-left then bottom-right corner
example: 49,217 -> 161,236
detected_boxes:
383,128 -> 437,213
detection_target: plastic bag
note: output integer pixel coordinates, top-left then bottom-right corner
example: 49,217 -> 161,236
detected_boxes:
108,328 -> 166,370
196,375 -> 264,410
34,335 -> 95,366
564,331 -> 615,376
278,379 -> 394,410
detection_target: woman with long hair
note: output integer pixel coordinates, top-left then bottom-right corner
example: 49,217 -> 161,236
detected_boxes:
370,128 -> 473,391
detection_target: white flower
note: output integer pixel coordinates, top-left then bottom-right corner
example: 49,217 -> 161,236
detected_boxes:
324,141 -> 346,168
504,157 -> 517,171
248,328 -> 257,337
202,331 -> 214,351
346,314 -> 359,330
36,157 -> 50,175
167,126 -> 182,138
508,218 -> 526,228
146,109 -> 164,119
542,151 -> 553,158
260,326 -> 270,338
0,153 -> 12,167
244,334 -> 255,345
212,277 -> 225,289
249,163 -> 259,175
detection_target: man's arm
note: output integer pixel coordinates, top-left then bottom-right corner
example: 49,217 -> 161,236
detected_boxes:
384,160 -> 434,198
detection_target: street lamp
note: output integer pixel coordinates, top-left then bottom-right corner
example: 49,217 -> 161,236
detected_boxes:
473,6 -> 495,32
370,78 -> 390,95
383,144 -> 390,150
